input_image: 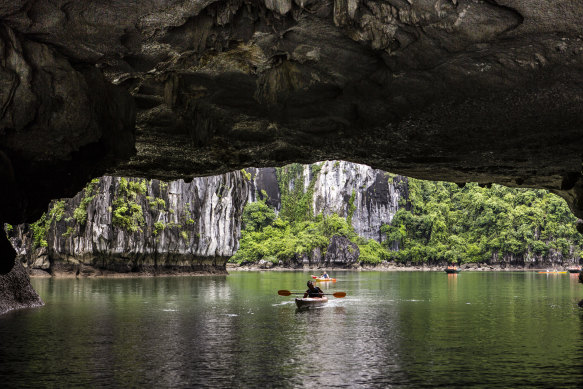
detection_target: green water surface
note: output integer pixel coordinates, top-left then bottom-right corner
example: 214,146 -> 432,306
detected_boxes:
1,271 -> 583,388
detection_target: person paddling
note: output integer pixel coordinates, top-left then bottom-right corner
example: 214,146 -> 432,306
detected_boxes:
320,271 -> 330,279
304,281 -> 324,298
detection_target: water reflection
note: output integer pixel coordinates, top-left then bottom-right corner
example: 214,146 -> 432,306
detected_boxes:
1,271 -> 583,387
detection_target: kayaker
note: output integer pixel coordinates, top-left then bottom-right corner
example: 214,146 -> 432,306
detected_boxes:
304,281 -> 324,298
320,271 -> 330,279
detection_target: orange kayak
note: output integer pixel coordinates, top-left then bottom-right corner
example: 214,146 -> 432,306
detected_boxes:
311,275 -> 336,282
537,271 -> 567,274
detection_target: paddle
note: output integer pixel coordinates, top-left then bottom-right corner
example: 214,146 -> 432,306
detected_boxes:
311,275 -> 318,279
278,290 -> 346,298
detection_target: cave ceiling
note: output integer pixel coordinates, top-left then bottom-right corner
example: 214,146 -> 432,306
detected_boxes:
0,0 -> 583,271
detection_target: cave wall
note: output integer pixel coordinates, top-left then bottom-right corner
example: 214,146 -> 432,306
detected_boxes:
0,261 -> 43,315
1,0 -> 583,277
0,21 -> 136,273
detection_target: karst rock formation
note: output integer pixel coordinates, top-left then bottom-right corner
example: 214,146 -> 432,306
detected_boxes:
1,0 -> 583,279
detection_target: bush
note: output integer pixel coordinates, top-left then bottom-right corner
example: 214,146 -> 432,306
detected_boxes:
358,239 -> 389,264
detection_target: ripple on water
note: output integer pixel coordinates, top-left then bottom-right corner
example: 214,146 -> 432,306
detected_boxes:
0,271 -> 582,387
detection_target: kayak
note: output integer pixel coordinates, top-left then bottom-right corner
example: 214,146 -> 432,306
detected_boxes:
444,268 -> 461,274
311,275 -> 337,282
537,271 -> 567,274
295,297 -> 328,309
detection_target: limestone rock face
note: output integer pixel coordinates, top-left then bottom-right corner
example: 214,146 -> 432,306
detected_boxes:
312,161 -> 406,241
246,167 -> 282,211
325,235 -> 360,265
8,161 -> 405,272
246,161 -> 407,242
10,173 -> 250,274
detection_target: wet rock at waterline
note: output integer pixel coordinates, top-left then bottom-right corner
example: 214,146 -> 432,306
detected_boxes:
0,261 -> 43,315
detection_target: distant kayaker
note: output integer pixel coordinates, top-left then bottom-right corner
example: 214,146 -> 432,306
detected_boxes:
320,271 -> 330,279
304,281 -> 324,298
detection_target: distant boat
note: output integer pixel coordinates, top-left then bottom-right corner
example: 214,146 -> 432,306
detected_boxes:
537,270 -> 567,274
311,275 -> 337,282
445,267 -> 461,274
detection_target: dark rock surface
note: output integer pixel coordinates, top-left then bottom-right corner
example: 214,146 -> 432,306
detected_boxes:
325,235 -> 360,265
0,261 -> 43,315
246,167 -> 282,210
1,0 -> 583,274
277,236 -> 359,267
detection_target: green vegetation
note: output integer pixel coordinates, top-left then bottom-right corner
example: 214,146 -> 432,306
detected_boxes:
234,168 -> 583,265
382,180 -> 583,264
276,163 -> 321,222
184,203 -> 195,225
73,179 -> 100,224
148,197 -> 166,211
62,226 -> 75,238
241,169 -> 252,181
153,221 -> 166,236
347,190 -> 356,226
30,214 -> 49,248
241,201 -> 276,231
233,163 -> 370,264
30,200 -> 67,248
357,238 -> 390,264
231,208 -> 352,264
112,178 -> 146,232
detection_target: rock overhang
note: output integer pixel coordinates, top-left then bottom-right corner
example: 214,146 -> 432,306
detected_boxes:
0,0 -> 582,272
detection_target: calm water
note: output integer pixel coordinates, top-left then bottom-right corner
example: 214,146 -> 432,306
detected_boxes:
2,271 -> 583,388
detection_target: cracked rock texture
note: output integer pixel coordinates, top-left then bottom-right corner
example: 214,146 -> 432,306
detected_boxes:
7,161 -> 405,273
10,173 -> 250,275
1,0 -> 583,275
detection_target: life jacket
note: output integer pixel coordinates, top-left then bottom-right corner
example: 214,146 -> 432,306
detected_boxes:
306,287 -> 323,297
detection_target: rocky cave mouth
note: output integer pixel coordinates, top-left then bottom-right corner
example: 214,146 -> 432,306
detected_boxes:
1,0 -> 583,274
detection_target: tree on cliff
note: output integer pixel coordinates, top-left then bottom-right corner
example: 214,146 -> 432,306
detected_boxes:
382,180 -> 583,264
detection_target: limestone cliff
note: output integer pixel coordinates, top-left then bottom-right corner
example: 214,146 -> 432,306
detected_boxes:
7,160 -> 581,273
9,173 -> 250,275
8,161 -> 406,273
247,161 -> 407,241
312,161 -> 407,242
